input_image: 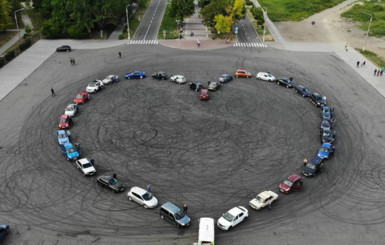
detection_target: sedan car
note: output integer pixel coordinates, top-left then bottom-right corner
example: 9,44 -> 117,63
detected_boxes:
200,89 -> 209,100
217,206 -> 248,231
64,104 -> 79,117
276,77 -> 295,88
74,91 -> 90,104
97,175 -> 125,192
294,85 -> 311,97
279,174 -> 303,193
125,70 -> 146,79
322,111 -> 332,122
320,128 -> 336,144
189,82 -> 203,91
152,71 -> 168,80
127,186 -> 158,208
219,74 -> 233,83
102,75 -> 119,85
320,119 -> 331,131
256,72 -> 276,81
249,191 -> 278,210
60,142 -> 80,161
317,143 -> 335,160
75,158 -> 96,176
234,68 -> 251,78
58,114 -> 72,129
0,224 -> 9,243
303,156 -> 324,177
86,80 -> 104,93
208,81 -> 221,91
309,93 -> 326,107
57,130 -> 71,145
170,75 -> 187,84
56,45 -> 71,52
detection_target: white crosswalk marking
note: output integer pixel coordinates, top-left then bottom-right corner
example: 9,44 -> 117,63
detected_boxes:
233,42 -> 267,48
127,40 -> 159,45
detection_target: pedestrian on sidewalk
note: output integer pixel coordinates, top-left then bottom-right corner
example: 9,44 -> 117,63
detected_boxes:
362,61 -> 366,66
51,88 -> 55,97
345,43 -> 348,52
197,40 -> 200,47
381,70 -> 383,76
356,61 -> 360,67
374,69 -> 377,76
378,70 -> 381,76
119,52 -> 121,58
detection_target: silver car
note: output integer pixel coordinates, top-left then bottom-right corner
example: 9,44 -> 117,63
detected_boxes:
127,186 -> 158,209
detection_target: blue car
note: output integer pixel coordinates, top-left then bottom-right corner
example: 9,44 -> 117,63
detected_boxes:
294,85 -> 311,97
0,224 -> 9,243
322,111 -> 332,122
317,143 -> 335,160
57,130 -> 71,145
125,70 -> 146,79
321,106 -> 334,117
61,142 -> 80,161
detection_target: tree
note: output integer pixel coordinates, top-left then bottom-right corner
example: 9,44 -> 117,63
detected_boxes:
200,1 -> 228,27
170,0 -> 195,22
0,0 -> 12,30
232,0 -> 245,21
214,14 -> 232,33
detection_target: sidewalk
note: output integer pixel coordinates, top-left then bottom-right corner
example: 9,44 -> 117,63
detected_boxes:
182,2 -> 210,40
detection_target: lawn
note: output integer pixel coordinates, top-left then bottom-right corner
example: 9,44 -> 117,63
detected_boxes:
27,9 -> 45,32
157,4 -> 179,39
359,49 -> 385,69
258,0 -> 345,21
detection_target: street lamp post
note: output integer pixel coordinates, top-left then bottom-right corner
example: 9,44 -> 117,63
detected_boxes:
362,12 -> 373,52
262,8 -> 267,42
14,8 -> 25,40
126,4 -> 131,40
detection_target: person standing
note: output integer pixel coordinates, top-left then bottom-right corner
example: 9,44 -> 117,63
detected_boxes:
51,88 -> 55,96
183,204 -> 188,214
197,40 -> 200,47
147,184 -> 152,193
303,158 -> 308,166
362,61 -> 366,66
345,43 -> 348,52
90,159 -> 95,165
119,52 -> 121,58
374,69 -> 377,76
356,61 -> 360,67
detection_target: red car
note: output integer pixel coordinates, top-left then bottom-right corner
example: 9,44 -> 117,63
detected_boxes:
58,115 -> 72,129
74,91 -> 90,104
279,174 -> 303,193
200,89 -> 209,100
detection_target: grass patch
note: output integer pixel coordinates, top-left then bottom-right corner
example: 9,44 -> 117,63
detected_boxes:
27,9 -> 45,32
246,7 -> 273,41
258,0 -> 345,21
359,49 -> 385,69
0,31 -> 17,47
341,0 -> 385,37
157,4 -> 179,39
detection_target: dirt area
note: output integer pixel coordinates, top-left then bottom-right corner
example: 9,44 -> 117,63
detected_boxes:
274,0 -> 385,58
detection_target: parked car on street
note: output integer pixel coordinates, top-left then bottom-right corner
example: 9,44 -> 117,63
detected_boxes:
189,82 -> 204,91
303,156 -> 324,177
219,74 -> 233,83
294,85 -> 311,97
102,75 -> 119,85
127,186 -> 158,209
125,70 -> 146,79
160,202 -> 191,227
249,191 -> 278,210
276,77 -> 295,88
57,130 -> 71,145
74,91 -> 90,104
208,81 -> 221,91
152,71 -> 168,80
64,104 -> 79,117
318,143 -> 335,159
75,158 -> 96,176
56,45 -> 71,52
217,206 -> 248,230
97,175 -> 125,192
309,92 -> 326,107
60,142 -> 80,161
279,174 -> 303,193
234,68 -> 251,78
200,89 -> 209,100
86,80 -> 104,93
58,114 -> 72,129
0,224 -> 9,243
256,72 -> 276,81
170,75 -> 187,84
320,128 -> 336,143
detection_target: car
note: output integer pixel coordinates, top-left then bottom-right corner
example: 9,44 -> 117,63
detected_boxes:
322,111 -> 332,122
321,106 -> 334,116
276,77 -> 295,88
60,142 -> 80,161
234,68 -> 251,78
56,45 -> 71,52
249,190 -> 279,210
320,128 -> 336,143
57,130 -> 71,145
200,89 -> 209,100
279,174 -> 303,193
294,85 -> 311,97
86,80 -> 104,93
208,81 -> 221,91
64,104 -> 79,117
74,91 -> 90,104
97,175 -> 125,192
303,156 -> 324,177
160,202 -> 191,227
58,114 -> 72,129
0,224 -> 9,243
309,93 -> 326,107
189,82 -> 204,91
317,143 -> 335,160
217,206 -> 248,231
256,72 -> 276,81
198,217 -> 215,245
127,186 -> 158,209
320,119 -> 331,131
102,75 -> 119,85
219,74 -> 233,83
152,71 -> 168,80
75,158 -> 96,176
170,75 -> 187,84
125,70 -> 146,79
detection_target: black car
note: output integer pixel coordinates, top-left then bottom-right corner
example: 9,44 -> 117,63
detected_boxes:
97,175 -> 125,192
302,156 -> 324,177
152,71 -> 168,80
294,85 -> 311,97
320,128 -> 336,143
56,45 -> 72,52
0,224 -> 9,243
189,82 -> 204,91
276,78 -> 295,88
208,81 -> 221,91
309,93 -> 326,107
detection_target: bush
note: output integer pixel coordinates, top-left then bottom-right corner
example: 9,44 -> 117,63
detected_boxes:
5,50 -> 15,61
245,0 -> 253,6
19,38 -> 32,51
25,25 -> 32,34
67,25 -> 88,38
119,33 -> 124,40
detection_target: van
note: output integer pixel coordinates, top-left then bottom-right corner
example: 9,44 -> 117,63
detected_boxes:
160,202 -> 191,228
198,217 -> 214,245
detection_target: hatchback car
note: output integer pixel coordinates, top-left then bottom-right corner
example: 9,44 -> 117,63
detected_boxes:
125,70 -> 146,79
318,143 -> 335,159
234,68 -> 251,78
309,93 -> 326,107
219,74 -> 233,83
86,80 -> 104,93
56,45 -> 71,52
217,206 -> 248,231
256,72 -> 276,81
320,120 -> 331,131
60,142 -> 80,161
57,130 -> 71,145
58,114 -> 72,129
303,156 -> 324,177
160,202 -> 191,227
170,75 -> 187,84
102,75 -> 119,85
75,158 -> 96,176
276,77 -> 295,88
279,174 -> 303,193
74,91 -> 90,104
64,104 -> 79,117
127,186 -> 158,209
152,71 -> 168,80
294,85 -> 311,97
189,82 -> 204,91
208,81 -> 221,91
249,191 -> 278,210
200,89 -> 209,100
97,175 -> 125,192
320,128 -> 336,143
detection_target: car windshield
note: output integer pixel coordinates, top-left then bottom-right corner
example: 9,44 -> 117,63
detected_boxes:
306,163 -> 316,170
109,178 -> 118,185
267,74 -> 273,77
67,147 -> 76,153
175,210 -> 185,220
58,133 -> 67,138
76,94 -> 83,99
223,212 -> 234,222
256,195 -> 264,202
66,107 -> 73,111
322,120 -> 330,127
283,180 -> 293,186
320,147 -> 329,153
88,83 -> 94,86
83,163 -> 92,168
60,118 -> 67,123
142,192 -> 153,201
323,132 -> 331,137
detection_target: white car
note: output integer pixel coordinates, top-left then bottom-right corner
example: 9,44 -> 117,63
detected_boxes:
127,186 -> 158,209
64,104 -> 79,117
170,75 -> 187,84
75,158 -> 96,176
102,75 -> 119,85
249,190 -> 278,210
86,80 -> 104,93
216,206 -> 248,231
256,72 -> 276,81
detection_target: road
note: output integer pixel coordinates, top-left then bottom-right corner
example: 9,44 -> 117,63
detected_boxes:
1,43 -> 385,244
235,15 -> 261,43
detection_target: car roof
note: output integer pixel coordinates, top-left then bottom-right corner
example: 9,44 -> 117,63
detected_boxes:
322,143 -> 332,148
130,186 -> 147,195
57,130 -> 66,134
78,158 -> 89,164
201,89 -> 208,93
227,206 -> 243,216
258,191 -> 272,199
161,202 -> 180,213
60,114 -> 69,119
310,156 -> 323,165
288,174 -> 302,182
221,74 -> 230,76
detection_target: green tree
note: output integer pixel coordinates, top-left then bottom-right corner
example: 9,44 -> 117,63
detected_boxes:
0,0 -> 12,30
232,0 -> 245,20
200,1 -> 228,27
170,0 -> 194,22
214,14 -> 232,33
